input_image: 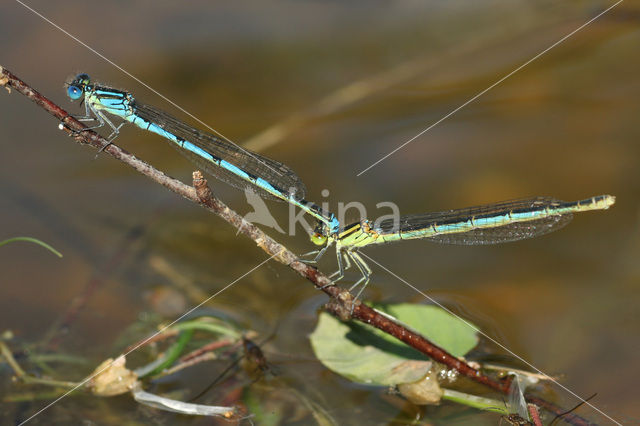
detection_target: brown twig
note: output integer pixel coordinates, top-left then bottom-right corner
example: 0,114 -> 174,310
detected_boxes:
123,329 -> 180,353
2,65 -> 587,411
179,338 -> 237,364
192,173 -> 510,394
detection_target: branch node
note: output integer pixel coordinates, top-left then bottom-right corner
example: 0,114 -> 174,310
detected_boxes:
325,290 -> 356,321
192,171 -> 213,202
0,77 -> 10,93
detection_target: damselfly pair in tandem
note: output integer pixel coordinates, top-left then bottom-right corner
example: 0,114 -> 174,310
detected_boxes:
65,73 -> 615,299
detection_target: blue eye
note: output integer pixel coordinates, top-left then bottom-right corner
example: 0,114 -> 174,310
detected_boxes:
67,85 -> 83,100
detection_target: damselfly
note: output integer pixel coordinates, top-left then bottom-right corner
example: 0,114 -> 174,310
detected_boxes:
65,73 -> 340,234
309,195 -> 615,298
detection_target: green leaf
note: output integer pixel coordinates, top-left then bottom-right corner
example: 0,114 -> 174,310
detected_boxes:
309,303 -> 478,386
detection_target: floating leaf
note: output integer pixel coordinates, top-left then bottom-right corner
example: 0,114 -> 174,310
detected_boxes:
309,303 -> 478,386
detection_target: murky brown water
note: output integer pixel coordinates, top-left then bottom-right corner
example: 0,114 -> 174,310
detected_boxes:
1,1 -> 638,424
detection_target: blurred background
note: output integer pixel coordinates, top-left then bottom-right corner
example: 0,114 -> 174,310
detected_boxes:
0,0 -> 638,424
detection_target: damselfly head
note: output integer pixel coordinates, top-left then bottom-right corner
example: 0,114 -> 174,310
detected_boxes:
66,73 -> 91,100
310,221 -> 329,246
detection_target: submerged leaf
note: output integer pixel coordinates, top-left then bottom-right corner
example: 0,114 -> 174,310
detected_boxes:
397,368 -> 443,405
86,356 -> 138,396
132,385 -> 238,418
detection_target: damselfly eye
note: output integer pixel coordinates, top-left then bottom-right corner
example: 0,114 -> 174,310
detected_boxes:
67,85 -> 83,100
310,232 -> 327,246
75,73 -> 90,82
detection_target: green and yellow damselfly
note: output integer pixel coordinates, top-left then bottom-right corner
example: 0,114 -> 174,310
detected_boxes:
309,195 -> 615,297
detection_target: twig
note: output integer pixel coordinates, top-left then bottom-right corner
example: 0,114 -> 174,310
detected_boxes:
123,329 -> 180,353
179,338 -> 237,364
193,172 -> 512,393
2,65 -> 588,415
165,352 -> 219,377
